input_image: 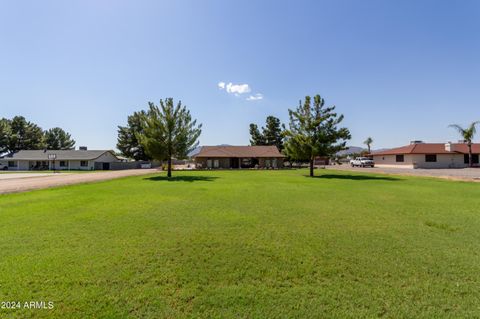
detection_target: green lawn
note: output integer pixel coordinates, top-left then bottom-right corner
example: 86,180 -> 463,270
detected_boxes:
1,169 -> 480,318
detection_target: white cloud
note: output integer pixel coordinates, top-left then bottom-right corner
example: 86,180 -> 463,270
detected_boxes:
218,81 -> 251,95
226,82 -> 251,95
218,81 -> 263,100
246,93 -> 264,101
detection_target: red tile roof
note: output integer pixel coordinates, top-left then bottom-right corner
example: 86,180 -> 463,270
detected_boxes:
194,146 -> 285,158
372,143 -> 480,156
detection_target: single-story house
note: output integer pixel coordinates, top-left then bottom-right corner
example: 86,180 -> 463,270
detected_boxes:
0,149 -> 121,171
371,141 -> 480,169
193,145 -> 285,169
314,156 -> 330,166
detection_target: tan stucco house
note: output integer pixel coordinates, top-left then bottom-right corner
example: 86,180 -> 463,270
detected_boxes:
372,141 -> 480,169
193,145 -> 285,169
0,149 -> 120,171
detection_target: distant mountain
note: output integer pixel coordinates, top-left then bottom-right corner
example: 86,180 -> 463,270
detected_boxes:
188,144 -> 233,157
369,148 -> 389,154
336,146 -> 365,156
188,146 -> 202,157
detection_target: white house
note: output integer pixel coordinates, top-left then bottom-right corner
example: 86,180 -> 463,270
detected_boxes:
371,141 -> 480,169
0,149 -> 121,171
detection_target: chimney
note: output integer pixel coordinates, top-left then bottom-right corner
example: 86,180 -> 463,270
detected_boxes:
445,142 -> 453,152
79,146 -> 88,151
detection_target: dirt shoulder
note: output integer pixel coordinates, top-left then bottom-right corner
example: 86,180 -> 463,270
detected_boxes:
0,169 -> 160,195
326,165 -> 480,182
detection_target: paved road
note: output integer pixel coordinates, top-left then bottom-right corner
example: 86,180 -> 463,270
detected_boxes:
0,169 -> 160,194
326,165 -> 480,182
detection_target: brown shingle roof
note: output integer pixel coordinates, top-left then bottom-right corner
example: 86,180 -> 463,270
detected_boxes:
372,143 -> 480,156
194,146 -> 285,158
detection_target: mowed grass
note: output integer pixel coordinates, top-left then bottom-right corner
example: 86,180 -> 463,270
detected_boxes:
1,169 -> 480,318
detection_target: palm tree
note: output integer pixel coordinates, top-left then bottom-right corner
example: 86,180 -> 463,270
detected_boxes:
363,137 -> 373,154
449,121 -> 480,167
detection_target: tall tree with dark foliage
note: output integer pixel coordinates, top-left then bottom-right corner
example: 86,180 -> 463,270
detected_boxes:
44,127 -> 76,150
1,116 -> 45,153
249,123 -> 266,146
249,116 -> 284,151
117,111 -> 151,161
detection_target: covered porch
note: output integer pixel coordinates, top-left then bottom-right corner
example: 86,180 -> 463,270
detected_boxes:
195,157 -> 282,169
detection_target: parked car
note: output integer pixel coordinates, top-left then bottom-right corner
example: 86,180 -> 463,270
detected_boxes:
350,157 -> 375,168
0,163 -> 8,170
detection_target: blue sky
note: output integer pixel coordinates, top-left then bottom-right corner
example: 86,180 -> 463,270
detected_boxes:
1,0 -> 479,150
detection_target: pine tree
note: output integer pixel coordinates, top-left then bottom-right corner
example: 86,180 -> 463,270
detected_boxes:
262,116 -> 284,151
0,118 -> 12,154
6,116 -> 45,152
249,116 -> 284,151
249,123 -> 266,145
284,95 -> 350,177
44,127 -> 76,150
138,98 -> 202,178
117,111 -> 151,161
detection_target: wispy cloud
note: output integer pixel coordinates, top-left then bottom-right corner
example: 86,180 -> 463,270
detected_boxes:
246,93 -> 263,101
218,81 -> 263,101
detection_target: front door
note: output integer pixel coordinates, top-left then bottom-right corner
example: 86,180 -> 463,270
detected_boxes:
102,163 -> 110,170
230,158 -> 239,168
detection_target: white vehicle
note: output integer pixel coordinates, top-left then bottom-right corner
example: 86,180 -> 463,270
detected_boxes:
350,157 -> 375,168
0,163 -> 8,170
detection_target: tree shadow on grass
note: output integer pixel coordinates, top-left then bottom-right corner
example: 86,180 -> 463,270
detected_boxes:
144,175 -> 219,182
311,174 -> 401,181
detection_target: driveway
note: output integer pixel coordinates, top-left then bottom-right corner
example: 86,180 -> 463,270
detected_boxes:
0,169 -> 159,194
326,165 -> 480,182
0,172 -> 60,180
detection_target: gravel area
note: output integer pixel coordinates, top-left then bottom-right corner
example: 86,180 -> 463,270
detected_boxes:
326,165 -> 480,182
0,172 -> 60,180
0,169 -> 159,194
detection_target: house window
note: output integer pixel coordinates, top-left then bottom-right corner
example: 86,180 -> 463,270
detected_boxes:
425,154 -> 437,162
60,161 -> 67,167
8,161 -> 17,168
464,154 -> 479,164
241,158 -> 252,168
395,155 -> 404,162
80,161 -> 88,167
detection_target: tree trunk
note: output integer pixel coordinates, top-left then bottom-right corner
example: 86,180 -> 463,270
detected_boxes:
167,157 -> 172,178
309,157 -> 314,177
469,143 -> 473,168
